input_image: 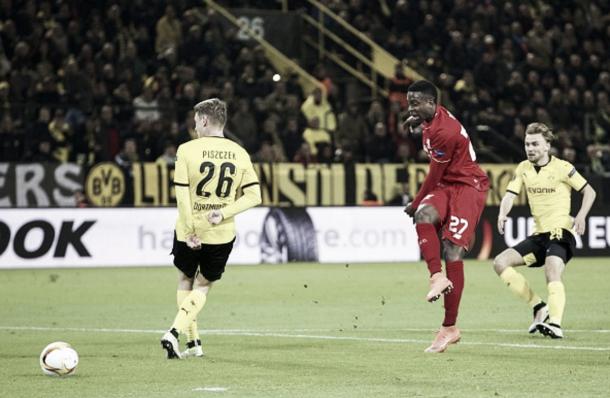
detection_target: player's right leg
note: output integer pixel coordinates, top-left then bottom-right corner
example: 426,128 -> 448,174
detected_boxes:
175,272 -> 204,358
493,247 -> 547,333
413,192 -> 453,302
178,272 -> 213,357
537,252 -> 567,339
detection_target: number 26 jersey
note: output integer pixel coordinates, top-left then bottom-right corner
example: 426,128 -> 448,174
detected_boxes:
173,136 -> 260,244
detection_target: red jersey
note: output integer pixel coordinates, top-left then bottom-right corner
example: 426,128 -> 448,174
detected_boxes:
412,105 -> 489,208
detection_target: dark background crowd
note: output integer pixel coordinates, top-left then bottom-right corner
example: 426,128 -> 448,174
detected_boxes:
0,0 -> 609,177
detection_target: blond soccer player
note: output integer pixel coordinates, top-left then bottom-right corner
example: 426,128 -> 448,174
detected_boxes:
493,123 -> 596,338
160,98 -> 261,359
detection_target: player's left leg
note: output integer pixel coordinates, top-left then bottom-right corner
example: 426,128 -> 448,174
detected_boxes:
537,252 -> 567,339
423,240 -> 464,353
441,241 -> 465,328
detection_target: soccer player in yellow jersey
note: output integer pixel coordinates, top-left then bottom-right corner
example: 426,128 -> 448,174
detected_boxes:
493,123 -> 596,339
160,98 -> 261,359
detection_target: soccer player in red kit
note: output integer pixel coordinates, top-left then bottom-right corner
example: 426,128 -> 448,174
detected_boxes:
404,80 -> 489,353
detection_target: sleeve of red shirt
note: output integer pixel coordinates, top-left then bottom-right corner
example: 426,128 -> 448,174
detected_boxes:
411,130 -> 455,209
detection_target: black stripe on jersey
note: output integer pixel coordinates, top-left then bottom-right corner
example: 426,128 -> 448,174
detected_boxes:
506,189 -> 519,196
174,182 -> 189,187
242,182 -> 260,190
568,167 -> 576,178
578,183 -> 588,193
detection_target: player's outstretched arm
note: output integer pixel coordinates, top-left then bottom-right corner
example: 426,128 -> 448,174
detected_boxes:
573,184 -> 596,235
497,192 -> 517,235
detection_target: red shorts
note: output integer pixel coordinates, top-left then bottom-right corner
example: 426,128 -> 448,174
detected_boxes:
418,184 -> 487,250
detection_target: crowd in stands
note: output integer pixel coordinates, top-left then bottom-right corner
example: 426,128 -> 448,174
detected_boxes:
309,0 -> 610,173
0,0 -> 609,177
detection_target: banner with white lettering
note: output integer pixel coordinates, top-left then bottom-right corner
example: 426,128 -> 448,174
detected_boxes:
0,207 -> 419,268
467,206 -> 610,259
0,163 -> 84,207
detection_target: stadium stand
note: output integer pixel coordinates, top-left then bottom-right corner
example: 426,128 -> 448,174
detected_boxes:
0,0 -> 608,176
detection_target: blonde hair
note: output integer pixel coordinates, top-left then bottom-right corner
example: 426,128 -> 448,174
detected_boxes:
525,122 -> 555,142
193,98 -> 227,127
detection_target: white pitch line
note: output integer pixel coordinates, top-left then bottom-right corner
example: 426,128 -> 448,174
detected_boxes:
2,325 -> 608,334
192,387 -> 228,392
1,325 -> 609,352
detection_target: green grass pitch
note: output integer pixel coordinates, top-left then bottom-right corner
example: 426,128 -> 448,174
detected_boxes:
1,259 -> 609,397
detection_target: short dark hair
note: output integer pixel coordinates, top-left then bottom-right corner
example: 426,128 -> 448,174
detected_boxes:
407,80 -> 438,102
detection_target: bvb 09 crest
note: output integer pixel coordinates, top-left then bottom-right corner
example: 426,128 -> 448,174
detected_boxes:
85,163 -> 125,206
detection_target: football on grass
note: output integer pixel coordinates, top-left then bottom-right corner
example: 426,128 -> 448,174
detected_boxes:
39,341 -> 79,376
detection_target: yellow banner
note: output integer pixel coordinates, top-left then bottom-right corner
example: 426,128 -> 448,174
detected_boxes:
84,162 -> 524,207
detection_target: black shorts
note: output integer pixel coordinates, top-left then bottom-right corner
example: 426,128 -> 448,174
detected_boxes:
512,229 -> 576,267
171,232 -> 235,281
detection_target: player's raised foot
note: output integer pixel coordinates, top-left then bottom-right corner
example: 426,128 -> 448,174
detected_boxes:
181,339 -> 204,358
160,329 -> 182,359
528,302 -> 549,333
537,322 -> 564,339
424,326 -> 461,353
426,273 -> 454,302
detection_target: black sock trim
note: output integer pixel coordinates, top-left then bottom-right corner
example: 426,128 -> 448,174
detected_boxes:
170,328 -> 179,338
186,339 -> 202,349
533,301 -> 547,315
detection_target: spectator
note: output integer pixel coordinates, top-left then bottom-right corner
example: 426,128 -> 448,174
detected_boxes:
155,5 -> 182,63
366,99 -> 385,130
336,101 -> 368,161
388,62 -> 412,109
302,116 -> 331,157
300,87 -> 336,134
133,79 -> 160,123
0,114 -> 24,161
279,117 -> 304,161
228,99 -> 259,153
95,105 -> 120,161
366,122 -> 394,163
48,109 -> 71,162
156,140 -> 177,167
293,142 -> 315,165
115,137 -> 139,169
28,139 -> 55,162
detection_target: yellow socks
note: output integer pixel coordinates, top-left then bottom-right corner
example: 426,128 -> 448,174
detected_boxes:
500,267 -> 542,308
177,290 -> 190,308
171,289 -> 207,334
547,281 -> 566,325
177,290 -> 199,342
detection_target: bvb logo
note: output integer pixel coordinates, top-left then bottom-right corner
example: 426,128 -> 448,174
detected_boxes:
85,163 -> 125,206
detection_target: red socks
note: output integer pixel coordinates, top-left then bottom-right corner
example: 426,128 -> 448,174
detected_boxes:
443,260 -> 464,327
415,223 -> 442,275
416,223 -> 465,326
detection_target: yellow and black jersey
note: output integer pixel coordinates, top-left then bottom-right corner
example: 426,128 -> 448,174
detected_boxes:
506,156 -> 588,234
173,136 -> 261,244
